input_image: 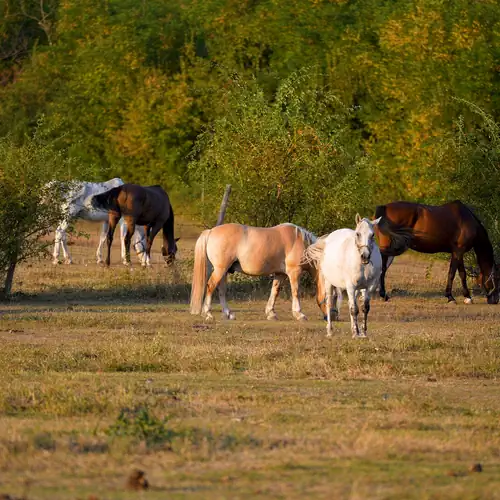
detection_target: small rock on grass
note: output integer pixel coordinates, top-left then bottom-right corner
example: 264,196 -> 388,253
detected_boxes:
126,469 -> 149,491
469,463 -> 483,473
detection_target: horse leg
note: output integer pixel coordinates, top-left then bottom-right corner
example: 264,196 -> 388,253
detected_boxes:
52,221 -> 66,264
145,221 -> 163,264
118,219 -> 128,265
133,225 -> 148,267
96,221 -> 108,265
379,254 -> 390,301
203,267 -> 228,320
457,256 -> 473,304
123,216 -> 136,266
445,254 -> 460,303
347,287 -> 361,338
106,214 -> 120,267
265,274 -> 285,320
218,274 -> 235,320
360,289 -> 370,337
288,267 -> 307,321
332,288 -> 342,321
325,282 -> 334,337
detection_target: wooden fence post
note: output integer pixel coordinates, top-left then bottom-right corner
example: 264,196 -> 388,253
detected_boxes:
216,185 -> 232,226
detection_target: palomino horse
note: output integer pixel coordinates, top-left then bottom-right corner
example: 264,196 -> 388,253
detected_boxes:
189,223 -> 327,321
303,215 -> 382,338
47,178 -> 146,265
91,183 -> 178,266
374,200 -> 499,304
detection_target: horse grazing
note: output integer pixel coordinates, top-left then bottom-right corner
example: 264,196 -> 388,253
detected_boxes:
189,223 -> 327,321
91,183 -> 178,267
303,215 -> 382,338
374,200 -> 499,304
47,178 -> 146,265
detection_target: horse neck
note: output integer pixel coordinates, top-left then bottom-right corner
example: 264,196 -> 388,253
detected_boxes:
474,230 -> 496,276
164,207 -> 176,251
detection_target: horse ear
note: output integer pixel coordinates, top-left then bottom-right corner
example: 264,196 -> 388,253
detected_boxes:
355,213 -> 362,224
175,237 -> 180,242
372,216 -> 382,226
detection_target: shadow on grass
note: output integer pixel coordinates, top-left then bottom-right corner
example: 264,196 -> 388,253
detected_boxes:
1,276 -> 485,311
1,277 -> 288,310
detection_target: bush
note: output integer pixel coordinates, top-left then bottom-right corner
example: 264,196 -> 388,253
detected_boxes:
106,406 -> 176,450
188,69 -> 372,234
0,123 -> 82,297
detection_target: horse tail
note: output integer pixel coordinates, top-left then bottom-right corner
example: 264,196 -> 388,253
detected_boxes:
301,236 -> 327,268
190,229 -> 211,315
375,205 -> 413,256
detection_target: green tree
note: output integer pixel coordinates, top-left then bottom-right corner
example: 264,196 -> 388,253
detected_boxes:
0,125 -> 81,297
189,70 -> 371,234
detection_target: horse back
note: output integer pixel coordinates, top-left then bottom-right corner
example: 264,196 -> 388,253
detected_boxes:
206,223 -> 309,275
117,184 -> 172,222
377,200 -> 481,254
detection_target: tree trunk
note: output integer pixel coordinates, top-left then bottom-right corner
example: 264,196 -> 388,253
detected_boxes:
2,258 -> 17,299
216,184 -> 232,226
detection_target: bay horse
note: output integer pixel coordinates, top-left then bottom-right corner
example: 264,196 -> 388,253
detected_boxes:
47,178 -> 146,265
303,215 -> 382,337
189,223 -> 328,321
91,184 -> 178,267
374,200 -> 499,304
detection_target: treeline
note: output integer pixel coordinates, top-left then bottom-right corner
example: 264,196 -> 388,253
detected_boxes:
1,0 -> 499,235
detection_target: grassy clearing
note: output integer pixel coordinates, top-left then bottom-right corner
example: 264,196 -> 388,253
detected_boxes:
1,221 -> 500,499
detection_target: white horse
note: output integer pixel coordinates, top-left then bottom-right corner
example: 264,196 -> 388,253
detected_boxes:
48,178 -> 147,266
303,214 -> 382,338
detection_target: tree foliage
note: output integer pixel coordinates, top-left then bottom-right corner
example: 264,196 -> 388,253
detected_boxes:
0,124 -> 82,297
0,0 -> 500,228
189,70 -> 370,233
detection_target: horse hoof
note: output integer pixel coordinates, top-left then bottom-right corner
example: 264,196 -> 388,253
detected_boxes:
464,297 -> 473,305
64,260 -> 72,265
383,295 -> 390,302
52,260 -> 60,266
326,331 -> 333,338
296,314 -> 308,322
267,313 -> 278,321
228,313 -> 236,320
447,299 -> 457,305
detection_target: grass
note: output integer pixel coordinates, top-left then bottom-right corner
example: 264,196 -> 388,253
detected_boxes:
1,220 -> 500,499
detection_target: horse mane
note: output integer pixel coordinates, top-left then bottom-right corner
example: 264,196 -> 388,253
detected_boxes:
459,202 -> 497,264
460,202 -> 488,234
375,205 -> 414,255
282,223 -> 317,247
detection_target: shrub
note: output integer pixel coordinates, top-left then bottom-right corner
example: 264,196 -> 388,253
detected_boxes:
189,69 -> 372,234
0,123 -> 81,297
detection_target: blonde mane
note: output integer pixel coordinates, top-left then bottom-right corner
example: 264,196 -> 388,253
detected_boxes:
281,223 -> 317,247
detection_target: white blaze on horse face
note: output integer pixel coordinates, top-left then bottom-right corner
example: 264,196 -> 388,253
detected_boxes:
355,218 -> 376,264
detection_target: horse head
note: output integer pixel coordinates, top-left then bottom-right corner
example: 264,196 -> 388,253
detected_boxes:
355,214 -> 382,265
482,265 -> 500,304
163,237 -> 180,266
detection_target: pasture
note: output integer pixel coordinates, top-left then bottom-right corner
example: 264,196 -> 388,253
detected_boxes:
1,220 -> 500,499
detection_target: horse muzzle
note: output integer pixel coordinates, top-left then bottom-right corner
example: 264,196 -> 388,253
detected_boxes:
165,254 -> 176,266
487,292 -> 499,305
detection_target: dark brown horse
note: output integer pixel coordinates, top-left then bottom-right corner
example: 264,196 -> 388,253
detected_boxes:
374,201 -> 499,304
91,184 -> 178,267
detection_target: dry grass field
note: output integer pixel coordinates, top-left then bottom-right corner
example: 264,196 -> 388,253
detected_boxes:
1,220 -> 500,499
